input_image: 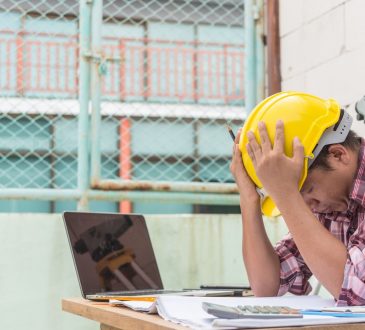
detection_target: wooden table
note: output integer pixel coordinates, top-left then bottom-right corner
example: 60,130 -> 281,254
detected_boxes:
62,298 -> 186,330
62,297 -> 365,330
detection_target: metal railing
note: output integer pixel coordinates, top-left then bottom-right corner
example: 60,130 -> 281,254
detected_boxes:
0,29 -> 244,104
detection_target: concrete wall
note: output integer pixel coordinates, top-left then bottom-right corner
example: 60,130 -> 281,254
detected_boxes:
0,213 -> 288,330
279,0 -> 365,135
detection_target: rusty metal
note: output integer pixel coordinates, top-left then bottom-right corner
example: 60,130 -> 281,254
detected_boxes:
92,179 -> 238,194
267,0 -> 281,95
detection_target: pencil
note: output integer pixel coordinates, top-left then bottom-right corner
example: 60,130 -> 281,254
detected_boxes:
225,124 -> 236,141
110,296 -> 157,302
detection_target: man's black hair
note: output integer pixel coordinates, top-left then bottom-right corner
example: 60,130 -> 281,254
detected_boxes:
309,130 -> 361,171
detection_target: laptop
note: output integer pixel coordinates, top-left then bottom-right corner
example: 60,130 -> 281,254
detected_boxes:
63,211 -> 237,301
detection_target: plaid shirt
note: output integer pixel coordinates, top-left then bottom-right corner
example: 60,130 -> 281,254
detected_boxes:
274,138 -> 365,306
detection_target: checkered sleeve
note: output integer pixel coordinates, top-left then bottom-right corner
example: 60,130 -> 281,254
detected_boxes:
274,233 -> 313,296
337,224 -> 365,306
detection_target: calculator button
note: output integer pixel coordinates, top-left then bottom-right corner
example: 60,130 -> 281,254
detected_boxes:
267,306 -> 280,314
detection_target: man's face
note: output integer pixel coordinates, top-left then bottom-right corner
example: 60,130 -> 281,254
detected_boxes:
300,167 -> 351,213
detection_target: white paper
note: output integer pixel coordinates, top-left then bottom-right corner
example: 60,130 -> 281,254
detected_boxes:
109,299 -> 157,313
214,316 -> 365,329
155,295 -> 365,329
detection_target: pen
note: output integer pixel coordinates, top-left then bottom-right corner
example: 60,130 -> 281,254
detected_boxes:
110,296 -> 156,302
301,310 -> 365,318
200,285 -> 251,290
226,124 -> 236,141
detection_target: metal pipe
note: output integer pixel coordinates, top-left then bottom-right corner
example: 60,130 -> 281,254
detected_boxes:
88,190 -> 240,205
90,0 -> 104,186
267,0 -> 281,95
0,189 -> 81,200
92,179 -> 239,194
0,189 -> 240,205
119,118 -> 132,213
244,0 -> 257,113
77,0 -> 92,210
255,0 -> 265,102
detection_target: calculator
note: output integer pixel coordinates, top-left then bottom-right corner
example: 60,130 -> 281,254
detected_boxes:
202,302 -> 303,319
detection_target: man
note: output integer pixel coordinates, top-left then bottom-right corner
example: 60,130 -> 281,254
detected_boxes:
230,91 -> 364,306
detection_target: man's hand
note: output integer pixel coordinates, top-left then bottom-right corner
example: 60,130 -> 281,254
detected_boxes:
246,120 -> 304,202
230,128 -> 259,203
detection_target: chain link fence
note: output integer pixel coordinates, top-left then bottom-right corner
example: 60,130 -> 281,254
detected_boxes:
0,0 -> 249,212
0,1 -> 79,193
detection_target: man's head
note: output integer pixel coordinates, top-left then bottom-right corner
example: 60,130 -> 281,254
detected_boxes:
300,130 -> 361,213
239,91 -> 351,217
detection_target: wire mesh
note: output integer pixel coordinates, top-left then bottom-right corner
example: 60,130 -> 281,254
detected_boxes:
0,0 -> 245,209
0,1 -> 80,191
98,0 -> 245,187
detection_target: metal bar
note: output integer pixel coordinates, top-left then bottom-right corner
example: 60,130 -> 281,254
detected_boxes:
119,40 -> 125,100
193,24 -> 198,103
244,0 -> 257,113
88,190 -> 240,205
255,0 -> 265,102
0,189 -> 81,200
90,0 -> 104,188
119,118 -> 132,213
16,28 -> 24,95
77,0 -> 92,210
0,189 -> 240,205
0,29 -> 245,48
224,44 -> 228,104
92,179 -> 238,194
143,21 -> 149,100
266,0 -> 281,95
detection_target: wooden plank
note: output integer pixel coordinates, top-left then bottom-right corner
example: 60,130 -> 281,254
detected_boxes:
62,298 -> 186,330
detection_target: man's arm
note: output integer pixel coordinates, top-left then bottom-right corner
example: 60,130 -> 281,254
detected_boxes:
275,192 -> 347,298
246,120 -> 347,298
230,131 -> 280,296
239,192 -> 281,296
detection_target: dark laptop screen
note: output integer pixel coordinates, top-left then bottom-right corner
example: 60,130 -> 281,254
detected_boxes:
63,212 -> 163,296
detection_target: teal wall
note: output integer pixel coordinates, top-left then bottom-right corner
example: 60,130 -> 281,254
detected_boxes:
0,213 -> 295,330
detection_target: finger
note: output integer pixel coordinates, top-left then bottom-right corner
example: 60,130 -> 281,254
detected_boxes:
234,128 -> 242,144
247,130 -> 262,161
231,144 -> 241,171
235,143 -> 241,155
273,120 -> 285,153
258,121 -> 272,153
246,142 -> 257,165
233,143 -> 241,160
293,137 -> 304,165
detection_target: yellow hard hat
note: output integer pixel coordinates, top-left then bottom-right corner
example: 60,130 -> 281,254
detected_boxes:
239,91 -> 352,217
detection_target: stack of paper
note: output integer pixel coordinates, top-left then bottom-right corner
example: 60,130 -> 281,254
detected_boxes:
155,295 -> 365,329
108,289 -> 243,313
110,299 -> 157,313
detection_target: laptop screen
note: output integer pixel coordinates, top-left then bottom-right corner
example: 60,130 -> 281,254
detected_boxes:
63,212 -> 163,296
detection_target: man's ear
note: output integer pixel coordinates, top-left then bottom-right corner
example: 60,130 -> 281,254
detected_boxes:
327,144 -> 350,165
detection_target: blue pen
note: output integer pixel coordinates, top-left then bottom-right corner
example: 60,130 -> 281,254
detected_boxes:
301,310 -> 365,318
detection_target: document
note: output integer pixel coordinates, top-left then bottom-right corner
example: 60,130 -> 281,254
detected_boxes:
109,290 -> 239,313
155,295 -> 365,329
110,299 -> 157,313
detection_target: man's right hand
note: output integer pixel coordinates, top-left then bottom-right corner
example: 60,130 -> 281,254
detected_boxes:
229,128 -> 260,203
